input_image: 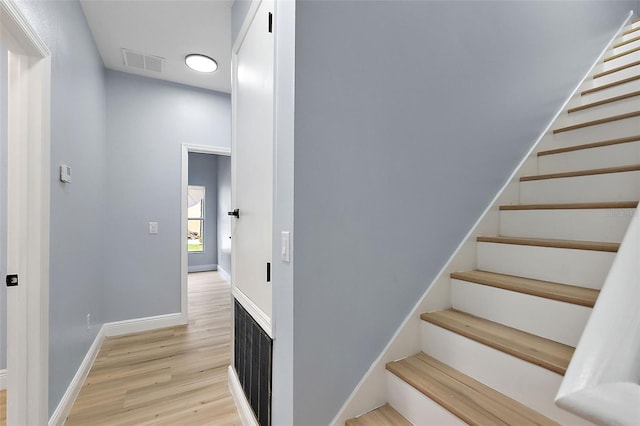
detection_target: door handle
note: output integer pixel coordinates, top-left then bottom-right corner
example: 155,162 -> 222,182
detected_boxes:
228,208 -> 240,218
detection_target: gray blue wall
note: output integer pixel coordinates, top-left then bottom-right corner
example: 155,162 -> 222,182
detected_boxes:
217,155 -> 232,275
290,1 -> 636,424
0,42 -> 7,372
15,0 -> 108,414
231,0 -> 252,47
104,70 -> 230,322
188,153 -> 218,271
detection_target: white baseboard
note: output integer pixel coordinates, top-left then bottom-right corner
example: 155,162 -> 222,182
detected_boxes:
187,263 -> 217,273
217,264 -> 231,283
104,312 -> 185,337
228,365 -> 259,426
49,327 -> 105,426
0,369 -> 6,390
232,286 -> 272,337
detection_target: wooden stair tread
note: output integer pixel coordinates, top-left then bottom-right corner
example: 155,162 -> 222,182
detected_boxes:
593,59 -> 640,79
476,235 -> 619,252
386,353 -> 558,426
581,74 -> 640,96
567,90 -> 640,113
538,134 -> 640,156
420,310 -> 574,375
451,270 -> 599,307
553,110 -> 640,134
613,34 -> 640,49
623,23 -> 640,36
604,45 -> 640,62
520,163 -> 640,182
345,404 -> 411,426
499,201 -> 638,210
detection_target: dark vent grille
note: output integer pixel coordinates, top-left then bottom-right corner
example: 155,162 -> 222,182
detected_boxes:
234,299 -> 272,426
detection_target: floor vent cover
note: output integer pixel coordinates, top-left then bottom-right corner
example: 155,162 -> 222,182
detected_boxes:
234,299 -> 272,426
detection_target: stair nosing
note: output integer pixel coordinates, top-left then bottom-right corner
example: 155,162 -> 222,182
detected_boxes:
499,201 -> 638,210
604,45 -> 640,62
537,134 -> 640,156
593,59 -> 640,79
520,164 -> 640,182
420,310 -> 574,375
553,110 -> 640,134
476,236 -> 619,252
345,404 -> 411,426
450,270 -> 599,307
612,34 -> 640,49
386,353 -> 559,426
567,90 -> 640,113
623,24 -> 640,36
580,74 -> 640,96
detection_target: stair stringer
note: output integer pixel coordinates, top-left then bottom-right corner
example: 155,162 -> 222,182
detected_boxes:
330,10 -> 636,426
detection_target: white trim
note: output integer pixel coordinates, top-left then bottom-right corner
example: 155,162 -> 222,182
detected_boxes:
330,11 -> 635,425
228,365 -> 259,426
232,0 -> 262,54
0,0 -> 50,57
233,286 -> 272,337
48,327 -> 105,426
1,1 -> 51,424
103,313 -> 184,337
188,263 -> 217,273
180,144 -> 231,329
217,264 -> 231,283
0,369 -> 6,390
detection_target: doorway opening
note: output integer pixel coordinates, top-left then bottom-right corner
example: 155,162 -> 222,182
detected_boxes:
180,145 -> 231,322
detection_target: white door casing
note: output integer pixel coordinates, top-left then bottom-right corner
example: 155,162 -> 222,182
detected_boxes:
1,0 -> 51,424
231,0 -> 275,336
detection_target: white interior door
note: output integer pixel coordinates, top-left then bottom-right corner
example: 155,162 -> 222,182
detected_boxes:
232,0 -> 274,335
1,1 -> 50,423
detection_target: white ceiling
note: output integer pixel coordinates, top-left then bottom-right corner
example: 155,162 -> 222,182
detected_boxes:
80,0 -> 232,94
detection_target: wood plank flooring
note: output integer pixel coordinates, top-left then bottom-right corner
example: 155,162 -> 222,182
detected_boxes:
0,389 -> 5,426
65,271 -> 241,425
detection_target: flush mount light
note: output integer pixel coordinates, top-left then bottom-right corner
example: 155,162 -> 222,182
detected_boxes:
185,54 -> 218,73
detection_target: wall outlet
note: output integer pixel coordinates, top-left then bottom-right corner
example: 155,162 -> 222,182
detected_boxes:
86,313 -> 91,330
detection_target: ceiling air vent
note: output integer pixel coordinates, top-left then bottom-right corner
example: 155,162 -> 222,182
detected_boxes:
121,49 -> 164,73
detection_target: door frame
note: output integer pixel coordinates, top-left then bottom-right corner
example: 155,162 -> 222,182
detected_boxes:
180,144 -> 231,322
0,0 -> 51,424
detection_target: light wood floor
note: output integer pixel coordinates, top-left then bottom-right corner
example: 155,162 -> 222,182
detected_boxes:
1,389 -> 5,426
65,271 -> 241,425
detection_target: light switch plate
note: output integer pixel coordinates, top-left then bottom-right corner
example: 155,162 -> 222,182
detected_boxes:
281,231 -> 290,262
60,164 -> 71,183
149,221 -> 158,234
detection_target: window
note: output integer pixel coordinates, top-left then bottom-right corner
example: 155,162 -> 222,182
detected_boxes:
188,185 -> 205,252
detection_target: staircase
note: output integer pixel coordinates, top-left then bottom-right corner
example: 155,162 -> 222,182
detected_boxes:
346,17 -> 640,426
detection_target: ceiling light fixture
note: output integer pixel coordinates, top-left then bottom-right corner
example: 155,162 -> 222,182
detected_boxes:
185,54 -> 218,73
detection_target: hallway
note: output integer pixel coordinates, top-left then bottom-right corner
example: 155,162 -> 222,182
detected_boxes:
65,272 -> 240,425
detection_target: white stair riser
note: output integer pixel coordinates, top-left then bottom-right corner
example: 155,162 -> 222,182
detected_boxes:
580,78 -> 640,104
610,38 -> 640,56
550,116 -> 640,149
499,208 -> 634,242
421,322 -> 592,425
602,50 -> 640,71
538,140 -> 640,174
477,242 -> 614,288
451,279 -> 592,346
520,170 -> 640,204
560,96 -> 640,126
386,372 -> 465,426
589,63 -> 640,88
